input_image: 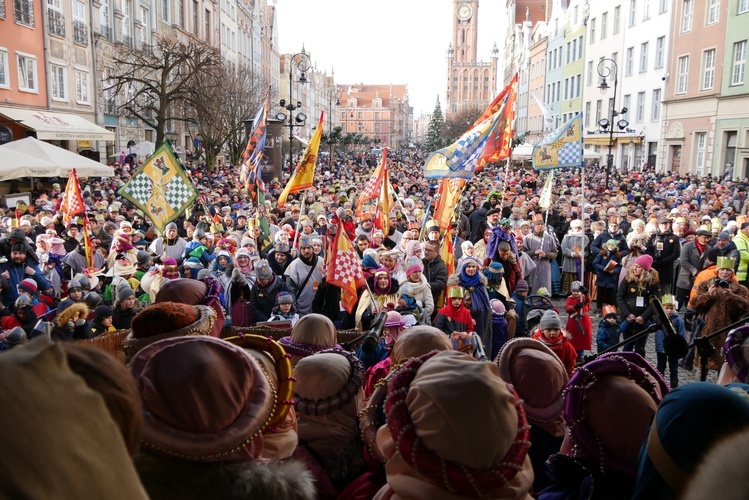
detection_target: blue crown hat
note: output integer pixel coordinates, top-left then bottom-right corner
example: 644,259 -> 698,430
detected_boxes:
254,259 -> 273,280
298,235 -> 313,248
275,241 -> 290,253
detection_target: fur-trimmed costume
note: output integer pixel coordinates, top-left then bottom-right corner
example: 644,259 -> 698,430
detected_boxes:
51,303 -> 93,341
134,453 -> 316,500
689,278 -> 749,369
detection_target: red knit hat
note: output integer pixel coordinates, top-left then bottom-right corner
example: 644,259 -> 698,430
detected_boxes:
18,278 -> 37,296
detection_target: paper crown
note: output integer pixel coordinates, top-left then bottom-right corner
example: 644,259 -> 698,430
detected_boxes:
661,294 -> 676,306
716,256 -> 736,270
531,213 -> 544,223
446,286 -> 464,299
602,305 -> 618,317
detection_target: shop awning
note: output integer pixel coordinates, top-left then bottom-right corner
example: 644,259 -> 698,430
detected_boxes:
0,107 -> 114,141
584,135 -> 643,146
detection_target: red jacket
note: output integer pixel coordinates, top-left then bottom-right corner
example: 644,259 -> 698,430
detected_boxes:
564,294 -> 593,351
532,329 -> 578,378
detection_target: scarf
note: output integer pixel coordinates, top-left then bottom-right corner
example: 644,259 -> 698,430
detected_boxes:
536,333 -> 564,347
460,267 -> 481,287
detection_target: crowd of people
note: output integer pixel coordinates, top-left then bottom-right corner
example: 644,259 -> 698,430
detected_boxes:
1,149 -> 749,498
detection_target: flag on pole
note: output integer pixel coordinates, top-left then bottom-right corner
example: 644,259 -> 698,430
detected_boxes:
423,108 -> 503,179
532,114 -> 583,170
119,140 -> 199,233
433,178 -> 466,231
326,220 -> 365,314
277,111 -> 324,207
437,236 -> 456,308
59,168 -> 86,225
356,148 -> 387,215
377,152 -> 392,235
241,92 -> 270,202
81,217 -> 94,267
539,171 -> 554,210
477,74 -> 518,168
532,92 -> 555,129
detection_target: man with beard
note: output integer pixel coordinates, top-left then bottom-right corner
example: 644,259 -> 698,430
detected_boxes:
249,259 -> 289,324
522,216 -> 559,295
560,219 -> 588,294
1,245 -> 52,307
648,217 -> 682,295
356,213 -> 375,238
284,235 -> 325,316
422,240 -> 447,309
148,222 -> 187,265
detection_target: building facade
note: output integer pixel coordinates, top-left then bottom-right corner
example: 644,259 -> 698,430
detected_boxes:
526,22 -> 549,144
445,0 -> 499,118
339,84 -> 411,149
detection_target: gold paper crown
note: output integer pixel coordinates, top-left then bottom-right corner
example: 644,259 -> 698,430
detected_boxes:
716,256 -> 736,270
661,294 -> 675,306
446,286 -> 464,299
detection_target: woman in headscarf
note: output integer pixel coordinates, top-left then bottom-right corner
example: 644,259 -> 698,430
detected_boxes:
130,336 -> 315,499
359,310 -> 407,396
224,248 -> 256,327
373,350 -> 535,499
448,257 -> 492,355
539,352 -> 669,500
155,277 -> 226,337
292,349 -> 366,496
633,383 -> 749,499
718,325 -> 749,385
278,313 -> 340,367
355,268 -> 400,330
497,338 -> 569,494
400,257 -> 434,323
210,250 -> 233,296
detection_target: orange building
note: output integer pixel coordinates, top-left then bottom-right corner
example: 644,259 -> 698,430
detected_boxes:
338,84 -> 411,149
0,0 -> 48,141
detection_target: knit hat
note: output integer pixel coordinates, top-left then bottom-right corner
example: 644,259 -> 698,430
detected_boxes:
18,278 -> 38,296
254,259 -> 273,280
136,250 -> 152,267
539,310 -> 562,330
165,222 -> 178,231
11,243 -> 26,254
93,305 -> 114,324
634,254 -> 653,272
490,299 -> 506,316
717,231 -> 731,240
536,287 -> 550,297
515,280 -> 529,292
116,284 -> 135,302
606,239 -> 619,248
276,291 -> 294,305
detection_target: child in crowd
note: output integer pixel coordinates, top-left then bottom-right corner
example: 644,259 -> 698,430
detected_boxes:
268,291 -> 299,326
395,283 -> 422,327
489,299 -> 509,360
596,305 -> 622,353
511,279 -> 529,335
532,310 -> 577,378
592,239 -> 622,310
656,294 -> 687,389
90,305 -> 116,337
564,281 -> 592,361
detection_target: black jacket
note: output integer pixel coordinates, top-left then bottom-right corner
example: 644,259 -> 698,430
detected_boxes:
249,274 -> 288,324
423,255 -> 448,308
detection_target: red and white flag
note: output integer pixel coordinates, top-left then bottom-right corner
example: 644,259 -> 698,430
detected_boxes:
59,169 -> 86,224
326,220 -> 365,314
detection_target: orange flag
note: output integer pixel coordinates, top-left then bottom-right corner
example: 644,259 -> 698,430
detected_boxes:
433,178 -> 466,232
477,74 -> 518,169
326,220 -> 366,314
437,236 -> 456,308
278,111 -> 324,207
59,169 -> 86,225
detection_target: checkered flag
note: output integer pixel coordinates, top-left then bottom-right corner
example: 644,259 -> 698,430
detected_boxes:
121,175 -> 153,206
60,169 -> 86,224
326,220 -> 365,314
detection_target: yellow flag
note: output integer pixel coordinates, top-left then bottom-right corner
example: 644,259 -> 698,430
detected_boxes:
278,111 -> 324,207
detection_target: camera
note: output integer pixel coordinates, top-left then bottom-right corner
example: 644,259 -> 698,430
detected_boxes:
715,279 -> 730,289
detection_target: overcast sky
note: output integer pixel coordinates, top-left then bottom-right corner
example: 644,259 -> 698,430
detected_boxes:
274,0 -> 506,117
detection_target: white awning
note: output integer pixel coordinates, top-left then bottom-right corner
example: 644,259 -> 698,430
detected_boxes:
0,107 -> 115,141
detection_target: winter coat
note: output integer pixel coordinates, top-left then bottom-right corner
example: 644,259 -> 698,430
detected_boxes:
51,303 -> 93,341
596,319 -> 623,353
560,232 -> 588,274
648,231 -> 681,286
564,294 -> 592,351
655,312 -> 686,353
676,241 -> 706,290
249,274 -> 288,324
593,250 -> 622,289
590,231 -> 628,258
433,301 -> 474,335
490,313 -> 509,360
422,255 -> 447,308
616,271 -> 661,322
532,330 -> 578,378
112,299 -> 144,330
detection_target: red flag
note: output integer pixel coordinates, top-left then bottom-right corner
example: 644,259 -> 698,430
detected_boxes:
437,236 -> 456,308
326,220 -> 365,314
356,149 -> 388,216
59,169 -> 86,225
477,74 -> 518,169
433,178 -> 466,232
81,217 -> 94,267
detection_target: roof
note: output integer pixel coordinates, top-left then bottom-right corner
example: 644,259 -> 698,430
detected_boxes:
338,84 -> 408,108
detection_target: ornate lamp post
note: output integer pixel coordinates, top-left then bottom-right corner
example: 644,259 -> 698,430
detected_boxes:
275,48 -> 311,172
327,87 -> 341,160
597,58 -> 629,190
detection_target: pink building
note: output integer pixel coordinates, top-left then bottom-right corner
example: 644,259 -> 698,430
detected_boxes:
339,84 -> 411,149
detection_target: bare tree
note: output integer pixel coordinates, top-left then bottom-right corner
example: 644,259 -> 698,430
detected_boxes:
104,35 -> 220,147
443,106 -> 484,144
218,67 -> 269,167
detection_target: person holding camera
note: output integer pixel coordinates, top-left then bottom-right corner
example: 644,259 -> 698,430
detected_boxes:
689,257 -> 749,370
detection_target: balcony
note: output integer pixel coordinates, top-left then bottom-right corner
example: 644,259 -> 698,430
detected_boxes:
13,0 -> 34,27
73,20 -> 88,45
104,98 -> 117,115
122,34 -> 133,48
98,25 -> 113,41
47,9 -> 66,37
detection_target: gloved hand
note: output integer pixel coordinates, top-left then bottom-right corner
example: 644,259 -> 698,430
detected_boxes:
599,250 -> 607,255
616,252 -> 622,258
231,267 -> 246,284
578,285 -> 588,295
574,302 -> 584,309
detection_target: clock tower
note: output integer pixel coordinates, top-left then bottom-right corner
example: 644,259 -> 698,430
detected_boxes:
445,0 -> 499,118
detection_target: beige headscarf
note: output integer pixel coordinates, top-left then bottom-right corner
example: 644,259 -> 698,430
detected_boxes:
392,325 -> 453,365
293,351 -> 362,455
374,351 -> 534,500
281,313 -> 339,366
0,337 -> 148,499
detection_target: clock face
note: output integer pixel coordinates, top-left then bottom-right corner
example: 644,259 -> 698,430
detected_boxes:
456,3 -> 473,21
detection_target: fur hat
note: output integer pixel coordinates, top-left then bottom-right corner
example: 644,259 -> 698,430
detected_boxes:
276,292 -> 294,306
539,310 -> 562,330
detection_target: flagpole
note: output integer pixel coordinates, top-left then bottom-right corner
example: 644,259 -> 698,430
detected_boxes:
580,160 -> 586,282
338,220 -> 378,315
292,189 -> 308,252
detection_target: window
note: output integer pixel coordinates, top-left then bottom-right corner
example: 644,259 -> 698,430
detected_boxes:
47,0 -> 65,37
100,0 -> 109,27
0,49 -> 9,88
695,132 -> 706,172
677,55 -> 689,94
595,99 -> 602,122
576,74 -> 582,97
626,47 -> 634,76
702,49 -> 716,90
17,53 -> 37,92
140,7 -> 149,46
590,18 -> 596,43
732,40 -> 746,85
585,101 -> 591,126
73,1 -> 87,45
629,0 -> 637,27
655,36 -> 665,68
205,9 -> 210,43
601,12 -> 608,38
161,0 -> 169,22
123,0 -> 131,38
75,69 -> 89,103
0,0 -> 4,18
177,0 -> 184,27
660,0 -> 668,13
740,0 -> 749,14
707,0 -> 720,24
640,42 -> 649,72
643,0 -> 651,19
636,92 -> 645,122
623,95 -> 631,120
192,0 -> 198,35
587,60 -> 593,84
50,64 -> 66,100
651,89 -> 661,120
613,6 -> 621,33
682,0 -> 693,32
612,52 -> 618,69
14,0 -> 34,27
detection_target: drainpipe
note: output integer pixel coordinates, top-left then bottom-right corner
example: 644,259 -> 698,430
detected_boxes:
40,2 -> 51,112
89,2 -> 102,162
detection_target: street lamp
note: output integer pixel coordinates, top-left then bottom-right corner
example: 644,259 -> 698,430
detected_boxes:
327,87 -> 341,161
597,58 -> 629,190
275,48 -> 311,173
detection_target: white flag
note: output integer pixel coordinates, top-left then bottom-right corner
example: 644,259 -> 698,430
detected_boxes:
539,171 -> 554,210
532,92 -> 555,128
